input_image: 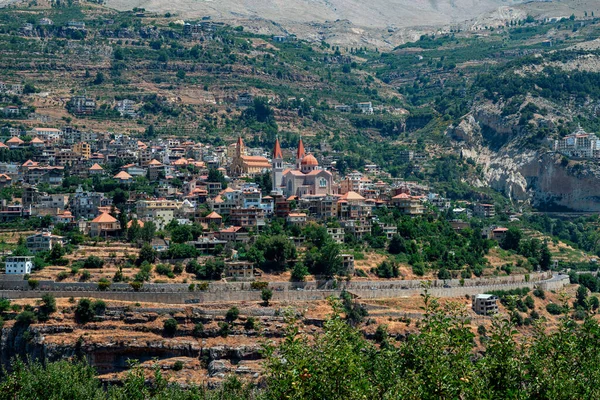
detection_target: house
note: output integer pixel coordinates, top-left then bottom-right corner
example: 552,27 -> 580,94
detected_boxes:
224,261 -> 254,281
69,186 -> 112,219
54,210 -> 75,224
89,212 -> 121,237
356,102 -> 374,114
88,163 -> 105,175
26,232 -> 65,254
30,127 -> 62,141
236,93 -> 254,108
189,237 -> 228,254
30,137 -> 45,148
216,226 -> 250,244
197,211 -> 223,228
472,294 -> 499,316
6,136 -> 24,149
4,256 -> 33,275
474,203 -> 495,218
230,207 -> 266,229
113,171 -> 134,183
0,174 -> 12,188
391,193 -> 425,216
286,212 -> 308,227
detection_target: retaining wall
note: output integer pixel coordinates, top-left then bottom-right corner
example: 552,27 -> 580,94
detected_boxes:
0,275 -> 569,304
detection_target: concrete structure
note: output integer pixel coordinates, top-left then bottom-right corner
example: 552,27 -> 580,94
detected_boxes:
26,232 -> 65,254
474,203 -> 495,218
472,294 -> 499,316
4,256 -> 33,275
224,261 -> 255,281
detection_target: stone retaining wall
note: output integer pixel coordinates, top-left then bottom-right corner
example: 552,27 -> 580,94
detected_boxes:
0,275 -> 568,304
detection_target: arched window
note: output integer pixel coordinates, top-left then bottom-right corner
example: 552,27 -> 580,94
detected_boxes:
319,178 -> 327,188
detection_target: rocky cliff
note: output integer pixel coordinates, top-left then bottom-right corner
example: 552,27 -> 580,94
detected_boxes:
449,103 -> 600,212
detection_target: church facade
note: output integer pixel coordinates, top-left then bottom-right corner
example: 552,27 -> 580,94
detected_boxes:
230,137 -> 271,177
271,138 -> 334,198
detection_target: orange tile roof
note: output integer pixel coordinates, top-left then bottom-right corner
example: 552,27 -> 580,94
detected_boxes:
89,163 -> 104,171
113,171 -> 133,180
91,212 -> 117,223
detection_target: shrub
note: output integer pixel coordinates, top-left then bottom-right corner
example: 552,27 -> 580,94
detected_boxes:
251,281 -> 269,290
97,278 -> 111,291
218,321 -> 231,337
188,283 -> 195,292
92,300 -> 106,316
129,281 -> 143,291
374,324 -> 388,344
546,303 -> 565,315
412,263 -> 425,276
533,287 -> 546,299
163,318 -> 178,336
261,288 -> 273,306
197,282 -> 209,291
80,270 -> 91,282
244,316 -> 257,330
225,306 -> 240,322
40,294 -> 57,315
27,279 -> 39,290
0,299 -> 10,312
75,299 -> 95,324
193,323 -> 204,337
16,310 -> 36,326
173,361 -> 184,371
156,264 -> 174,278
57,271 -> 68,281
83,256 -> 104,270
524,295 -> 535,309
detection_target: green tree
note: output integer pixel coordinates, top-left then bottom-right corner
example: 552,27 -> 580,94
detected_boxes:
163,318 -> 178,336
74,299 -> 95,324
261,288 -> 273,306
137,243 -> 157,264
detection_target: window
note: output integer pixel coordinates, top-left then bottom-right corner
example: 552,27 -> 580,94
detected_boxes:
319,178 -> 327,188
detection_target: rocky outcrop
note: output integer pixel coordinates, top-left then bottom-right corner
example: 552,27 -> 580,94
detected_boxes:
450,103 -> 600,211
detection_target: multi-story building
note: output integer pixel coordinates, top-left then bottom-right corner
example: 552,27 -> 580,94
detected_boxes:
391,193 -> 425,216
72,142 -> 91,159
472,294 -> 499,316
230,207 -> 266,229
136,199 -> 182,229
4,256 -> 33,275
26,232 -> 65,253
69,186 -> 112,219
554,127 -> 600,158
474,203 -> 495,218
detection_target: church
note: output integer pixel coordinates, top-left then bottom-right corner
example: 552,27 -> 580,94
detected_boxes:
230,137 -> 271,177
272,138 -> 334,198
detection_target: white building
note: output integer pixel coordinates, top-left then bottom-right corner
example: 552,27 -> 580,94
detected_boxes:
4,256 -> 33,275
554,127 -> 600,158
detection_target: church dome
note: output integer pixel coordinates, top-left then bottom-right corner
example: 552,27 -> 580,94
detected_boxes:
301,154 -> 318,166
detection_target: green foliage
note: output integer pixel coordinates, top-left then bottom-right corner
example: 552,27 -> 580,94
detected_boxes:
163,318 -> 178,336
193,323 -> 204,337
244,316 -> 257,330
225,306 -> 240,322
16,310 -> 36,326
172,360 -> 184,371
75,299 -> 96,324
290,262 -> 309,282
138,243 -> 158,264
375,260 -> 399,279
546,303 -> 566,315
261,288 -> 273,306
97,278 -> 111,291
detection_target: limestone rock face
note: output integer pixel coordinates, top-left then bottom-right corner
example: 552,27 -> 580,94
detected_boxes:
451,104 -> 600,212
